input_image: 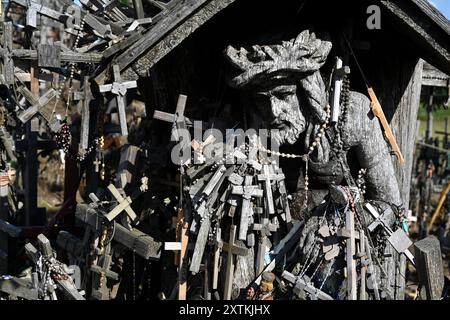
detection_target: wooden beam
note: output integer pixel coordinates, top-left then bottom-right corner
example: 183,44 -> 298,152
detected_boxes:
96,0 -> 238,82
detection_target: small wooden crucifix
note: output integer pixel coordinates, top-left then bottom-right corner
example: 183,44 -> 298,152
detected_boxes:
99,64 -> 137,136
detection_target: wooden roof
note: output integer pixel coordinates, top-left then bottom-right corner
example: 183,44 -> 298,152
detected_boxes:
97,0 -> 450,83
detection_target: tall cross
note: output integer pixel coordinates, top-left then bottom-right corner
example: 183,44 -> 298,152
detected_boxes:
231,176 -> 263,241
223,225 -> 248,300
104,184 -> 137,222
252,217 -> 277,274
99,64 -> 137,136
73,76 -> 93,152
257,164 -> 281,215
275,168 -> 292,223
17,86 -> 60,132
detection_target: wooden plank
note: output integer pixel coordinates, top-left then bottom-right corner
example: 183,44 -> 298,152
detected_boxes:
0,277 -> 39,300
37,44 -> 61,68
414,236 -> 444,300
1,22 -> 14,84
128,0 -> 238,79
345,210 -> 357,300
75,204 -> 161,260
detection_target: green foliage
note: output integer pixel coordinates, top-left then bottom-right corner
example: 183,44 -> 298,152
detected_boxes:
417,102 -> 450,121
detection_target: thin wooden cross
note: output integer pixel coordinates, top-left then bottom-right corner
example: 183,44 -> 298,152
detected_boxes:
223,225 -> 248,300
104,184 -> 137,222
73,76 -> 93,152
17,86 -> 60,132
252,217 -> 277,274
231,176 -> 263,241
153,94 -> 209,143
99,64 -> 137,136
257,164 -> 281,215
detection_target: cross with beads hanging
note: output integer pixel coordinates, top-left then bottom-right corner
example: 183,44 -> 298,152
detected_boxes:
99,64 -> 137,136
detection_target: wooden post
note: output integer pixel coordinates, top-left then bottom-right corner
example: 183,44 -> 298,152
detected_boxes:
428,181 -> 450,232
414,236 -> 444,300
426,88 -> 434,142
177,208 -> 189,300
0,171 -> 8,274
345,210 -> 357,300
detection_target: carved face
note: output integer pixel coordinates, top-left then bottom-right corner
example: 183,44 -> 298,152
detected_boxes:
253,83 -> 306,146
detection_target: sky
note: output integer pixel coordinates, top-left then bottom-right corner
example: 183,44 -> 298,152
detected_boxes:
429,0 -> 450,19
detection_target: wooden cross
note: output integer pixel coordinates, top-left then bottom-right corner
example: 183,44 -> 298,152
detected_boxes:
223,225 -> 248,300
15,118 -> 57,226
73,77 -> 93,152
252,217 -> 277,274
104,184 -> 137,222
99,64 -> 137,136
153,94 -> 209,144
257,164 -> 281,215
175,208 -> 189,300
275,168 -> 292,223
153,94 -> 188,143
90,245 -> 119,300
231,176 -> 263,241
17,86 -> 60,132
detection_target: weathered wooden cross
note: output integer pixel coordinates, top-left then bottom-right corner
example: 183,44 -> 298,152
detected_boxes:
223,225 -> 248,300
17,86 -> 60,132
104,184 -> 137,222
231,176 -> 263,241
253,217 -> 277,274
99,64 -> 137,136
257,164 -> 280,215
73,76 -> 93,152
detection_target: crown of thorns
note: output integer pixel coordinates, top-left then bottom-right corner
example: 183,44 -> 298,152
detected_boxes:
224,30 -> 332,88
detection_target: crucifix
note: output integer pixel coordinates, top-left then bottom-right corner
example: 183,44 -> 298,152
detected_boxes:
17,85 -> 60,132
99,64 -> 137,136
73,76 -> 93,152
252,217 -> 277,275
222,225 -> 248,300
231,176 -> 263,241
104,184 -> 137,222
